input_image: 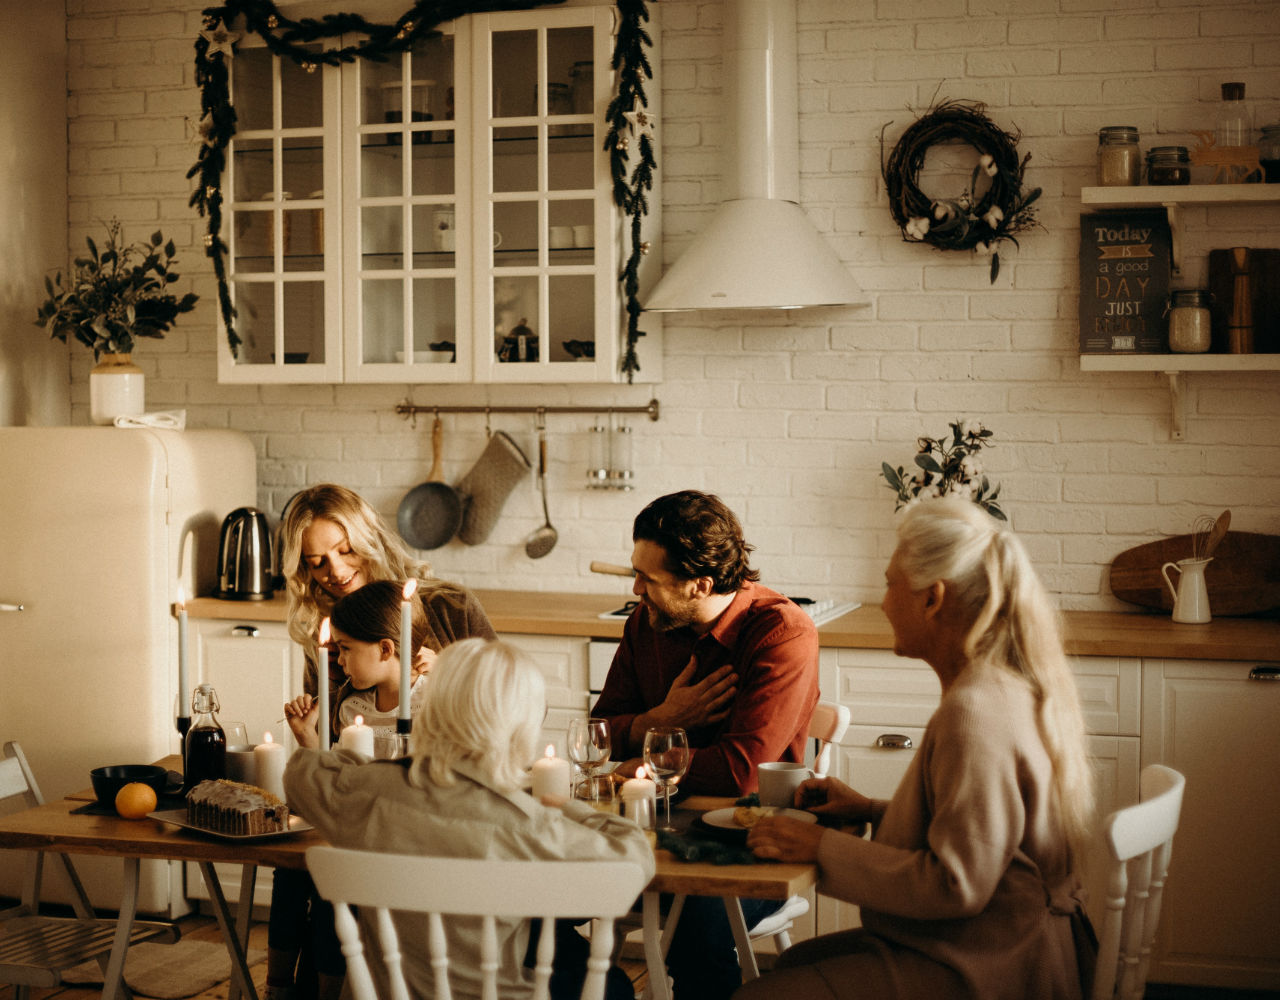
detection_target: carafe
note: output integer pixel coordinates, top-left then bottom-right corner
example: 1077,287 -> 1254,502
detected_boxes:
183,683 -> 227,792
1160,557 -> 1212,624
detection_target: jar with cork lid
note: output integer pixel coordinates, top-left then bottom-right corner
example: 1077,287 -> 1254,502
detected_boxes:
1166,290 -> 1212,354
1097,126 -> 1141,186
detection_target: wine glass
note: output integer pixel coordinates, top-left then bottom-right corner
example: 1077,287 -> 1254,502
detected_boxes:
567,717 -> 611,802
643,726 -> 690,832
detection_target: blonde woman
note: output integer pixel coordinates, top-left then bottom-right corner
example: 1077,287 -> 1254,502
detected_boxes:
740,498 -> 1096,1000
271,484 -> 494,1000
286,638 -> 655,1000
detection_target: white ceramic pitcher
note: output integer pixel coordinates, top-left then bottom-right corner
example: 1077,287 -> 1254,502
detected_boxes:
1161,557 -> 1212,624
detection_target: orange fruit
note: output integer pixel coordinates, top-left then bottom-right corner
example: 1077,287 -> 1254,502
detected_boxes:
115,782 -> 158,819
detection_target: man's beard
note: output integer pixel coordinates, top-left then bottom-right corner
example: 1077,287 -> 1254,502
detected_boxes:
645,596 -> 700,632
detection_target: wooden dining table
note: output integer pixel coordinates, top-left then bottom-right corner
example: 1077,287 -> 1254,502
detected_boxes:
0,766 -> 816,1000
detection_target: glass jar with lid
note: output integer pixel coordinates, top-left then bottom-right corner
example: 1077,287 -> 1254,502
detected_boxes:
1097,126 -> 1140,186
1166,289 -> 1212,354
1145,146 -> 1190,186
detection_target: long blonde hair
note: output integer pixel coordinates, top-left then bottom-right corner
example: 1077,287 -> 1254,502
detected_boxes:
280,484 -> 436,667
409,638 -> 546,794
895,498 -> 1095,866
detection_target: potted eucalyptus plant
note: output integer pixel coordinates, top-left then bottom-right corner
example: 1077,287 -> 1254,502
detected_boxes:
36,219 -> 198,424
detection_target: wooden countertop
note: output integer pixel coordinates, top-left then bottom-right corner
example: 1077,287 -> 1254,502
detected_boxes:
187,591 -> 1280,663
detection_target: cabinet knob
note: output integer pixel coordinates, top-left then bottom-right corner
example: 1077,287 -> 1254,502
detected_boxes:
230,625 -> 261,638
1248,665 -> 1280,681
875,733 -> 914,750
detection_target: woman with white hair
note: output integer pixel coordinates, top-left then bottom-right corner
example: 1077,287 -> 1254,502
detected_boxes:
285,638 -> 654,1000
739,498 -> 1096,1000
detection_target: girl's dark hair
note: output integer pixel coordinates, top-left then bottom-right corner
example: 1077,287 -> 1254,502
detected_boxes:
632,490 -> 759,593
331,580 -> 428,656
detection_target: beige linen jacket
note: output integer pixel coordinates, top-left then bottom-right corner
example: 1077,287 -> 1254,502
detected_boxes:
285,748 -> 655,1000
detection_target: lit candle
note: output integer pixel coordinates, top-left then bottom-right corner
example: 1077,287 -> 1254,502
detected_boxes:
338,714 -> 375,758
317,617 -> 331,751
531,744 -> 571,801
253,732 -> 287,802
176,586 -> 190,728
399,579 -> 418,724
620,765 -> 657,831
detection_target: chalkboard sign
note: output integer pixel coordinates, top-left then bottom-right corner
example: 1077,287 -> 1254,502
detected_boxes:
1079,209 -> 1172,353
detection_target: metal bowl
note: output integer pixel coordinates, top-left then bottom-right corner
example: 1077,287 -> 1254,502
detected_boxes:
90,764 -> 170,807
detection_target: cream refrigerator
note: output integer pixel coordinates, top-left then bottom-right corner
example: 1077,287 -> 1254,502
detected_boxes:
0,426 -> 257,916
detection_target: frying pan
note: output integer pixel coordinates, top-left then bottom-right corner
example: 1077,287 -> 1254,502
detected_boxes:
397,416 -> 463,550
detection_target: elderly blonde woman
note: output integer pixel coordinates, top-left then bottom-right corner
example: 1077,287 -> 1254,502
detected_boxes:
285,638 -> 655,1000
740,498 -> 1096,1000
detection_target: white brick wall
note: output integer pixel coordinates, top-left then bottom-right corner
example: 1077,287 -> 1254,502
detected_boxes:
58,0 -> 1280,610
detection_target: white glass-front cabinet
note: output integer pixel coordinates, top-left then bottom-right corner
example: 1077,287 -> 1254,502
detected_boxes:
219,6 -> 661,385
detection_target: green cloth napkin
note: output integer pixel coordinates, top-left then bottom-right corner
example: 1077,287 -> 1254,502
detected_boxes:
657,829 -> 758,865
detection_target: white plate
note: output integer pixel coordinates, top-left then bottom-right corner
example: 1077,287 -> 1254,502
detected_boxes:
699,807 -> 817,831
148,808 -> 313,841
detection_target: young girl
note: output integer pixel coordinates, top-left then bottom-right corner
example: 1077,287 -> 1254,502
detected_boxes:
284,581 -> 432,752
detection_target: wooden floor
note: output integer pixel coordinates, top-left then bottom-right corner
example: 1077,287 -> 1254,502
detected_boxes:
2,911 -> 1275,1000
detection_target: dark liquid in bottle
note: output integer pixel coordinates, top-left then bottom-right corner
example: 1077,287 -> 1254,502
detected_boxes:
184,726 -> 227,793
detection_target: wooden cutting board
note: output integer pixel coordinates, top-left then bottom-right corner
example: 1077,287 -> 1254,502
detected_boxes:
1109,531 -> 1280,616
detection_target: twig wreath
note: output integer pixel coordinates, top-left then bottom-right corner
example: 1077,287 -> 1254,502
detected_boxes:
189,0 -> 655,380
880,99 -> 1042,283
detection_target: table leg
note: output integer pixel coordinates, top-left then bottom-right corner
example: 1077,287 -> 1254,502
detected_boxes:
99,857 -> 142,1000
725,898 -> 758,981
226,864 -> 259,1000
197,861 -> 259,1000
640,890 -> 671,1000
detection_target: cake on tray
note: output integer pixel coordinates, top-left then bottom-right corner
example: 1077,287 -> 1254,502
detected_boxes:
187,779 -> 289,835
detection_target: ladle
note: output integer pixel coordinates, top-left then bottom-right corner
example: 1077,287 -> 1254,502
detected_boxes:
524,414 -> 558,559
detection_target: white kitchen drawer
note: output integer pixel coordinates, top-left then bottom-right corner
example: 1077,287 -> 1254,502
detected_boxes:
498,633 -> 589,711
1068,656 -> 1141,737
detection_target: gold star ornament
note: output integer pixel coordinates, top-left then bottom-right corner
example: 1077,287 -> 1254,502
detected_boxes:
200,25 -> 241,59
622,98 -> 655,139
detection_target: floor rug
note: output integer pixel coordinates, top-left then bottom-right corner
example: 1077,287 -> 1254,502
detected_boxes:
63,939 -> 265,999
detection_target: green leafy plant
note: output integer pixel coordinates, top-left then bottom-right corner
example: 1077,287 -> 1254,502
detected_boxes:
35,219 -> 199,358
881,419 -> 1006,520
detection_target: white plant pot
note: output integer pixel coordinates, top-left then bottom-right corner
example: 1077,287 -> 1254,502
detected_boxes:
89,353 -> 145,425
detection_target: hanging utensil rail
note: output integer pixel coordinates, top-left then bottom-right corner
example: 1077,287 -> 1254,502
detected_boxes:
394,399 -> 660,422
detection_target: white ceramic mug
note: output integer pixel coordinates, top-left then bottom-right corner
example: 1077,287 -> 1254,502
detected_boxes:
757,761 -> 814,808
550,225 -> 574,249
225,744 -> 257,784
573,224 -> 593,247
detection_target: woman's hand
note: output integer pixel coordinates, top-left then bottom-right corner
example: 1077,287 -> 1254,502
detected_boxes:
284,694 -> 319,749
793,776 -> 873,824
411,646 -> 437,682
747,814 -> 826,862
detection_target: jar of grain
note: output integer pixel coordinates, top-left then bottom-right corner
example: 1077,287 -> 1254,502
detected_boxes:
1145,146 -> 1191,186
1097,126 -> 1140,186
1167,289 -> 1212,353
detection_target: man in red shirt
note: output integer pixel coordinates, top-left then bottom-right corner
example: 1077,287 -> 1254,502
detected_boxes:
592,490 -> 820,999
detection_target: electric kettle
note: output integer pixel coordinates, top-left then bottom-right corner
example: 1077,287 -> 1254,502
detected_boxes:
215,507 -> 274,600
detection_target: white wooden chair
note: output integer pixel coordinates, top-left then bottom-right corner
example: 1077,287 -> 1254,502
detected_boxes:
306,846 -> 647,1000
0,741 -> 179,1000
1090,763 -> 1186,1000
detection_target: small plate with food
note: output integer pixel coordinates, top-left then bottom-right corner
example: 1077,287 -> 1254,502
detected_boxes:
692,805 -> 817,842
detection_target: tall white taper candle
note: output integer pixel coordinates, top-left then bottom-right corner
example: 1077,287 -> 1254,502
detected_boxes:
399,579 -> 418,722
318,617 -> 331,751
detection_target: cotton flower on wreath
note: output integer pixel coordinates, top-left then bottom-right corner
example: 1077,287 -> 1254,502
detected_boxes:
881,420 -> 1006,520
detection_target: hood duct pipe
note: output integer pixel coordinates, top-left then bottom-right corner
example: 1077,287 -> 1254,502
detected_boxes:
642,0 -> 865,312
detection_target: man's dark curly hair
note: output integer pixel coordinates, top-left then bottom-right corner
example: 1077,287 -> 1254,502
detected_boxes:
632,490 -> 760,594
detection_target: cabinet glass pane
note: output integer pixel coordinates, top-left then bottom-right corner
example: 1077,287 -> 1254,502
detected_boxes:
283,282 -> 324,362
412,205 -> 455,268
233,283 -> 274,363
282,137 -> 323,203
547,27 -> 592,97
549,274 -> 594,361
234,50 -> 272,131
232,138 -> 271,201
494,201 -> 537,262
284,209 -> 323,271
362,280 -> 404,362
492,31 -> 535,118
413,278 -> 456,360
549,138 -> 593,191
362,141 -> 402,198
280,46 -> 323,130
362,206 -> 403,269
410,142 -> 455,197
494,275 -> 539,363
233,210 -> 271,272
493,126 -> 538,193
406,34 -> 454,145
549,199 -> 593,261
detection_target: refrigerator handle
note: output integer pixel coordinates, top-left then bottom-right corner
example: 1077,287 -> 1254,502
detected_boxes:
1,602 -> 25,612
230,624 -> 260,638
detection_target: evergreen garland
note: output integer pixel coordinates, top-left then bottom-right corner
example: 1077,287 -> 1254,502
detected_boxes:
189,0 -> 656,379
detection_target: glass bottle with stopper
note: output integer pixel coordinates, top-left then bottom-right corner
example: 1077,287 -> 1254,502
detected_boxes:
183,683 -> 227,792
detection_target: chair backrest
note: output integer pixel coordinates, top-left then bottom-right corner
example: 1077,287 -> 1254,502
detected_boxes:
306,846 -> 647,1000
808,702 -> 850,778
1090,764 -> 1186,1000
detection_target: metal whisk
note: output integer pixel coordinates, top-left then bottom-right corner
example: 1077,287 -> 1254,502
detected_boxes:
1190,514 -> 1217,560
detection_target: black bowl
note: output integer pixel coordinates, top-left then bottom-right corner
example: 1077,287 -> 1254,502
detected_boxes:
90,764 -> 169,807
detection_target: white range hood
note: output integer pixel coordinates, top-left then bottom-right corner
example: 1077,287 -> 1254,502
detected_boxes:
643,0 -> 864,312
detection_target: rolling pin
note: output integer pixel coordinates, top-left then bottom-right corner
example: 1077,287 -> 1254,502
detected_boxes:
590,561 -> 633,577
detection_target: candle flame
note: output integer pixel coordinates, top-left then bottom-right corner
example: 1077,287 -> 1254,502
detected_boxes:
543,744 -> 556,759
319,617 -> 331,643
403,578 -> 418,601
262,732 -> 274,745
635,765 -> 646,779
354,714 -> 364,726
175,584 -> 186,610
